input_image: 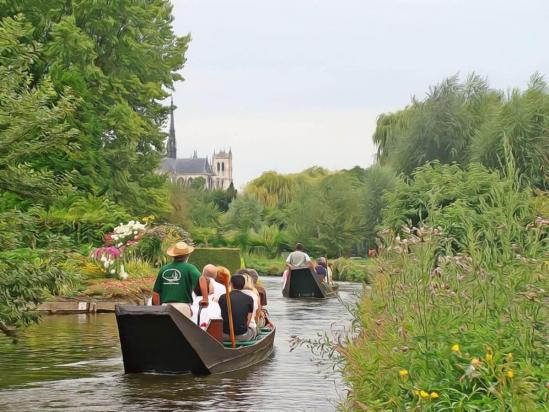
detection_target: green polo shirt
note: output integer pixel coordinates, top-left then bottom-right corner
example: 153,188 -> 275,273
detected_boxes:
153,261 -> 201,304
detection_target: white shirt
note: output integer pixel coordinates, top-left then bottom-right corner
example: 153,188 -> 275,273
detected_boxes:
286,250 -> 311,268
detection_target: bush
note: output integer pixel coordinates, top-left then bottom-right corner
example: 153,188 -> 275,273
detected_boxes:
189,247 -> 242,274
243,254 -> 285,276
339,167 -> 548,410
330,258 -> 372,282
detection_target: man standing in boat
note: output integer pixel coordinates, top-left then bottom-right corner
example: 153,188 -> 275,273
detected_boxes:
285,243 -> 314,270
152,241 -> 210,318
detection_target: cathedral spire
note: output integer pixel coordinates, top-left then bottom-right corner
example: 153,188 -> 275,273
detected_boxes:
167,97 -> 177,159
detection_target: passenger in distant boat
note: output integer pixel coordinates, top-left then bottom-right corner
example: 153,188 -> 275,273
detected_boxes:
219,275 -> 257,341
314,257 -> 327,282
152,241 -> 209,318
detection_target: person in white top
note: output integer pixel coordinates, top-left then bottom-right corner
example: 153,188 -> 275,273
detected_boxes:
191,264 -> 225,327
285,243 -> 314,270
283,243 -> 315,288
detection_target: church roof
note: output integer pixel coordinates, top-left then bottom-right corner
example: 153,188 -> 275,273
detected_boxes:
160,157 -> 213,175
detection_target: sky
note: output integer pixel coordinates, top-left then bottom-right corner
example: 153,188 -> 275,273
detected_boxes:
169,0 -> 549,188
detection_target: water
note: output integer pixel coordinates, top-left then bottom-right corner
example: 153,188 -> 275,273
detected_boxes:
0,278 -> 361,411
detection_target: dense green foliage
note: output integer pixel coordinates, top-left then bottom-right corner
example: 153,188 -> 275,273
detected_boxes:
189,248 -> 242,275
340,169 -> 548,410
374,74 -> 548,189
0,1 -> 188,337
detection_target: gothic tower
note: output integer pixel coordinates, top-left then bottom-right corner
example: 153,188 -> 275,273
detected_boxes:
166,97 -> 177,159
212,149 -> 233,189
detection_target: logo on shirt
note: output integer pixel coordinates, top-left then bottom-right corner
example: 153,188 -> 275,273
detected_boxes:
162,268 -> 181,284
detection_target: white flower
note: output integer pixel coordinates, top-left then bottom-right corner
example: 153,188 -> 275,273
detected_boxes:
110,269 -> 115,275
119,272 -> 128,280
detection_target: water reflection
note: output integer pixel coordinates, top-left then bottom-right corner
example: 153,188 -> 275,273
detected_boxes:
0,277 -> 361,411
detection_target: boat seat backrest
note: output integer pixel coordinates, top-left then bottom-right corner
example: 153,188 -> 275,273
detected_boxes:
206,318 -> 223,342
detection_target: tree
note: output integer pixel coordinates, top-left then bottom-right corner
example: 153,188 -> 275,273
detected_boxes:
0,0 -> 190,214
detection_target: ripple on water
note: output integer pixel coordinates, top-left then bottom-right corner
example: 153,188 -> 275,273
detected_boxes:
0,278 -> 361,411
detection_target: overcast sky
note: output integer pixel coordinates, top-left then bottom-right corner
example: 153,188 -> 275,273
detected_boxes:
169,0 -> 549,188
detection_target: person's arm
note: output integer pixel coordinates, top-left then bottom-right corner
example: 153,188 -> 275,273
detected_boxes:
198,275 -> 210,307
305,253 -> 314,269
246,312 -> 253,326
286,253 -> 294,270
152,271 -> 162,305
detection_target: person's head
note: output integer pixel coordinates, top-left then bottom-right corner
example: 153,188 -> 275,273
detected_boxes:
295,243 -> 304,252
167,241 -> 194,262
202,264 -> 217,278
317,257 -> 327,268
246,268 -> 259,284
243,274 -> 255,291
230,274 -> 245,290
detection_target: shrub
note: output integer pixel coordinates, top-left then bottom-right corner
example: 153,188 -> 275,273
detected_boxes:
189,247 -> 242,274
330,258 -> 372,282
339,164 -> 548,410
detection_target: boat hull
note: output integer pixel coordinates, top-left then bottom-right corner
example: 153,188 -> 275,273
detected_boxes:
115,305 -> 275,374
282,268 -> 338,299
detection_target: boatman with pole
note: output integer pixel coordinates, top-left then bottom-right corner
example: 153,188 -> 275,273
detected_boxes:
152,241 -> 210,318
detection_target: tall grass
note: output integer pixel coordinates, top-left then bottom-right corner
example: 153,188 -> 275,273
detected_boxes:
340,173 -> 548,410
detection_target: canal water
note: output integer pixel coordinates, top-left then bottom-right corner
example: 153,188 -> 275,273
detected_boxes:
0,278 -> 361,411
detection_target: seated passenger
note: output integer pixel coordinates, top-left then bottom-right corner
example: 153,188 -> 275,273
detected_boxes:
315,257 -> 327,283
241,274 -> 260,331
191,264 -> 223,327
219,275 -> 257,341
244,268 -> 267,306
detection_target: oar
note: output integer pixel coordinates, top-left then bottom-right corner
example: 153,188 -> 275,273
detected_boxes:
216,266 -> 236,349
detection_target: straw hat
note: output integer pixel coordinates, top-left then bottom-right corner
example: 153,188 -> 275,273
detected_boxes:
166,241 -> 195,257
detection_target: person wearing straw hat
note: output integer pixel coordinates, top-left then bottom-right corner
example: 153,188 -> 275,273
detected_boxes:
152,241 -> 209,318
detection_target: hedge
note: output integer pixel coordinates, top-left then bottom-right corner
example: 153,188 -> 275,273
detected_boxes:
189,247 -> 242,274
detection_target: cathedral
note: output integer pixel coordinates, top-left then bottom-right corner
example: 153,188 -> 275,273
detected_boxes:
159,101 -> 234,190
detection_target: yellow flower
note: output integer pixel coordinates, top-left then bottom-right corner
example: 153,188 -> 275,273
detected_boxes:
419,390 -> 430,399
507,370 -> 514,379
399,369 -> 409,378
451,344 -> 460,353
506,353 -> 513,362
430,392 -> 439,399
470,358 -> 481,367
485,353 -> 493,362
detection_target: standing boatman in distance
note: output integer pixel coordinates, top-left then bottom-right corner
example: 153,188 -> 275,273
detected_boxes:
152,241 -> 210,318
285,243 -> 315,271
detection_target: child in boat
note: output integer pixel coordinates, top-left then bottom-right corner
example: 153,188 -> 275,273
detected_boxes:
219,275 -> 257,341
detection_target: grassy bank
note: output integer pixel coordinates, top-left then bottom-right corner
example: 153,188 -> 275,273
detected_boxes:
338,174 -> 548,410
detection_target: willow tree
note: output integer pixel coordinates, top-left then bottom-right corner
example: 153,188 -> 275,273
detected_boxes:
470,73 -> 549,189
372,74 -> 502,175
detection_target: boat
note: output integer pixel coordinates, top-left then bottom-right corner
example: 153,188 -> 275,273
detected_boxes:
115,304 -> 275,374
282,267 -> 339,299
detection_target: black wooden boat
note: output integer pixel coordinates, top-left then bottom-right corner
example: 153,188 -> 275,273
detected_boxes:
115,304 -> 275,374
282,267 -> 338,299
